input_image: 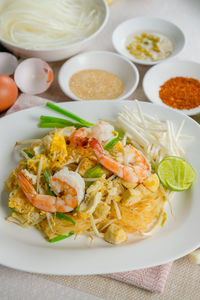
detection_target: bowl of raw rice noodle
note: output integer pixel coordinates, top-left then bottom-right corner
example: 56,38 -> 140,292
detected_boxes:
0,0 -> 109,61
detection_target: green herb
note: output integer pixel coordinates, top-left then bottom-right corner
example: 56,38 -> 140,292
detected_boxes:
55,212 -> 76,225
84,165 -> 104,179
104,137 -> 120,150
10,207 -> 16,213
49,232 -> 74,243
74,205 -> 80,212
150,161 -> 156,172
111,175 -> 117,181
104,131 -> 124,151
46,102 -> 93,127
40,116 -> 83,128
43,168 -> 55,196
22,150 -> 34,158
117,130 -> 125,139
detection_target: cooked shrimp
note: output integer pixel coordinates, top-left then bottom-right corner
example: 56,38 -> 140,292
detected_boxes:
69,121 -> 114,146
89,138 -> 151,183
69,128 -> 88,146
17,168 -> 85,213
88,120 -> 114,142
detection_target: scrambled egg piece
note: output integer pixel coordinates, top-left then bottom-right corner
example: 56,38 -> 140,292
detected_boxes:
49,134 -> 68,167
8,188 -> 34,214
27,154 -> 49,174
8,188 -> 46,226
143,174 -> 160,193
104,224 -> 128,244
5,169 -> 18,192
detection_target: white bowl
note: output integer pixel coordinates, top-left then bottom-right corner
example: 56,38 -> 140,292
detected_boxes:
143,60 -> 200,116
58,51 -> 139,101
0,0 -> 109,62
0,52 -> 18,76
112,17 -> 185,66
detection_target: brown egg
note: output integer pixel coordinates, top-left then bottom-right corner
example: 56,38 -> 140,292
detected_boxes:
0,74 -> 18,112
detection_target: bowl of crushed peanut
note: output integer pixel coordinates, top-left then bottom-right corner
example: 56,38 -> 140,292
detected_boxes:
58,51 -> 139,101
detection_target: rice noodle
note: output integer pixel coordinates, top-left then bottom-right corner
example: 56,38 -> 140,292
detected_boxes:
90,215 -> 103,238
36,156 -> 43,192
46,212 -> 54,232
0,0 -> 105,49
15,139 -> 41,146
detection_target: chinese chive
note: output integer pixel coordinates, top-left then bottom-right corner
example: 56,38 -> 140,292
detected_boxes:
23,150 -> 34,158
74,205 -> 80,212
43,168 -> 55,196
46,102 -> 93,127
84,165 -> 104,179
49,232 -> 74,243
104,137 -> 120,150
55,212 -> 76,225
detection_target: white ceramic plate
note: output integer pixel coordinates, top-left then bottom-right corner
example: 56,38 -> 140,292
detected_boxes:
58,51 -> 139,101
112,17 -> 185,65
0,100 -> 200,275
143,60 -> 200,116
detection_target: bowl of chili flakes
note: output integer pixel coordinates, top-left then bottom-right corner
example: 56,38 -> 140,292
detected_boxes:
143,59 -> 200,116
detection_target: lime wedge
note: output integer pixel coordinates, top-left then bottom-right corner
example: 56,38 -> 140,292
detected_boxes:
157,156 -> 196,191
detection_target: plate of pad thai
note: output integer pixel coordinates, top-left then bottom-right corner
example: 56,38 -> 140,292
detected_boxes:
0,100 -> 199,275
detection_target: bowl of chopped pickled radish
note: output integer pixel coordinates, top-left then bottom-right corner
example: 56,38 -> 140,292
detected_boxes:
0,0 -> 109,62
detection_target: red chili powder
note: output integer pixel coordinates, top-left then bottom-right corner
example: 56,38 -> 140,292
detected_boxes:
159,77 -> 200,109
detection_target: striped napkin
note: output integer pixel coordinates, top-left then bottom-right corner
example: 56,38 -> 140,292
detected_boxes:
6,94 -> 173,293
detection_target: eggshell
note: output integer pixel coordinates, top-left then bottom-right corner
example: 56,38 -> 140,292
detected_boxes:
14,58 -> 54,95
0,74 -> 18,111
0,52 -> 18,76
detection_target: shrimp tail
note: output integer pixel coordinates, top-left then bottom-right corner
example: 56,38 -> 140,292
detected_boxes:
89,137 -> 104,158
18,171 -> 37,201
89,138 -> 151,183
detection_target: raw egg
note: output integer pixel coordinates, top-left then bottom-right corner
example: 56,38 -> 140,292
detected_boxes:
14,58 -> 54,95
0,74 -> 18,112
0,52 -> 18,76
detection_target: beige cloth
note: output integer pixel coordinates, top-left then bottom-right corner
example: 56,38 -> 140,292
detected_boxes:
37,256 -> 200,300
